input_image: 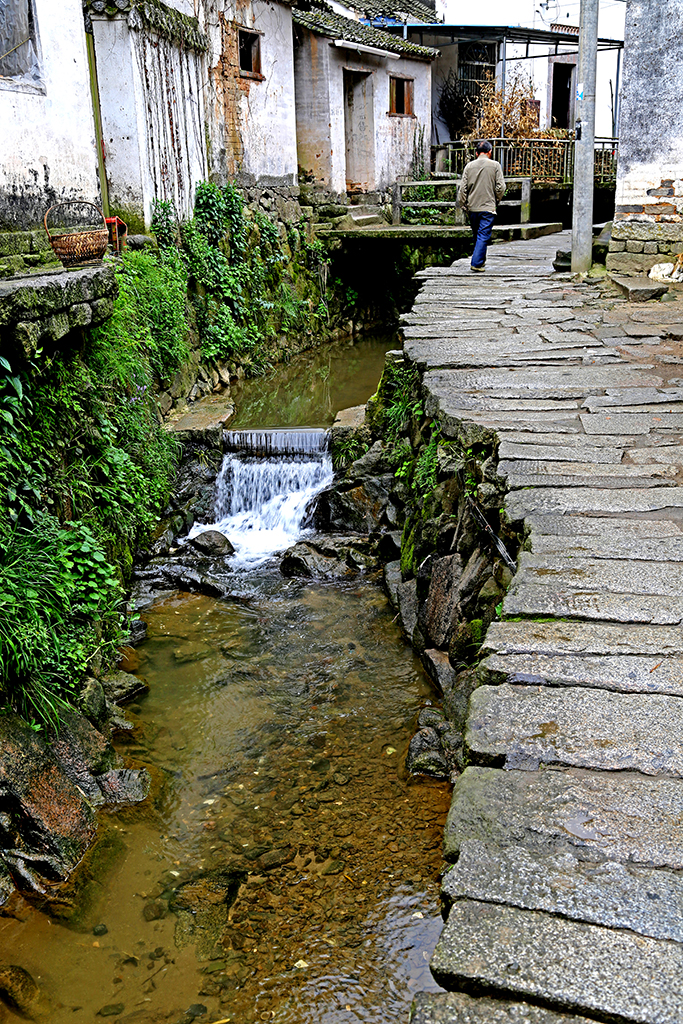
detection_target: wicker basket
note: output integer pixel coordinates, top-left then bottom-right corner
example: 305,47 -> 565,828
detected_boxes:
44,202 -> 109,267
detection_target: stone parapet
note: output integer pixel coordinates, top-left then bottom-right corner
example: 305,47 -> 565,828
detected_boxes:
0,264 -> 118,357
607,217 -> 683,273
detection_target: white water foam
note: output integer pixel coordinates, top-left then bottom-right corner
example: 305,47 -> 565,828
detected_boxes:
188,450 -> 333,567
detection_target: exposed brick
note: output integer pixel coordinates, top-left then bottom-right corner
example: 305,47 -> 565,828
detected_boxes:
647,187 -> 675,197
616,204 -> 645,214
645,203 -> 678,215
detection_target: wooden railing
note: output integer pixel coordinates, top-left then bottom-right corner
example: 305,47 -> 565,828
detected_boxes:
392,177 -> 531,226
432,138 -> 619,188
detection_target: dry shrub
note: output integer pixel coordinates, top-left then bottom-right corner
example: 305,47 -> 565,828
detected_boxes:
466,71 -> 571,141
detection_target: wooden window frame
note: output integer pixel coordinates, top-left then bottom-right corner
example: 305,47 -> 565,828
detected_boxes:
238,27 -> 264,81
388,75 -> 414,118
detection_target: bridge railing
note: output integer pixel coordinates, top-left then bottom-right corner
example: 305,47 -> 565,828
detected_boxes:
392,177 -> 531,226
431,138 -> 619,188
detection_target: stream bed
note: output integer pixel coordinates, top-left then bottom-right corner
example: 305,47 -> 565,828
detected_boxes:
0,336 -> 450,1024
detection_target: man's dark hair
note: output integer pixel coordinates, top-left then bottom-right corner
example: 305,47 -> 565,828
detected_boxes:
475,140 -> 493,155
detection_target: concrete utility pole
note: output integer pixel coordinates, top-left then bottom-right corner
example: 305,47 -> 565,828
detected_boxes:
571,0 -> 600,274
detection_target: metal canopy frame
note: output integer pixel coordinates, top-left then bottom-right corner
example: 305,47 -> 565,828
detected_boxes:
382,23 -> 624,54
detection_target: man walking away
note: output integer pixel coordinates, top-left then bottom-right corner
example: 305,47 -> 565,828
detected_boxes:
458,141 -> 506,272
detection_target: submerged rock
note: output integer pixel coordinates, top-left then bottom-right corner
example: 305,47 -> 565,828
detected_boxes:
0,964 -> 46,1019
170,868 -> 246,959
97,768 -> 151,804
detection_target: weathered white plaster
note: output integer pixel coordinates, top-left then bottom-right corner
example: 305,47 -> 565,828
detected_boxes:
203,0 -> 298,186
91,8 -> 207,229
0,0 -> 101,229
295,30 -> 432,194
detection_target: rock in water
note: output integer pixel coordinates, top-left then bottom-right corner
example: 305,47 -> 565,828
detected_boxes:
0,716 -> 96,894
97,768 -> 151,804
101,668 -> 149,705
0,964 -> 45,1018
188,530 -> 235,556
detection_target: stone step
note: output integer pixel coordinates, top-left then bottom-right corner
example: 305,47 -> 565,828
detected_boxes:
581,411 -> 683,434
529,530 -> 683,561
504,583 -> 683,624
443,839 -> 683,943
444,766 -> 683,867
498,458 -> 678,489
499,431 -> 640,448
499,440 -> 625,463
526,513 -> 683,538
514,551 -> 683,595
410,991 -> 598,1024
483,618 -> 683,657
481,651 -> 683,696
430,899 -> 683,1024
505,486 -> 683,522
466,683 -> 683,776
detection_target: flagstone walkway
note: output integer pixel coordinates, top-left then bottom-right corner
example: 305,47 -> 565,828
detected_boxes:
407,232 -> 683,1024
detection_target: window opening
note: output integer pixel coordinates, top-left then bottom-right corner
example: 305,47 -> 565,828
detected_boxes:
390,76 -> 413,116
238,30 -> 261,77
0,0 -> 41,85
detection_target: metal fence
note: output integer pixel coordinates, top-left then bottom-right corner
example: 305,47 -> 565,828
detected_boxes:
432,138 -> 619,188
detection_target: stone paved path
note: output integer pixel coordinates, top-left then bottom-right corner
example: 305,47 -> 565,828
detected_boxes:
407,232 -> 683,1024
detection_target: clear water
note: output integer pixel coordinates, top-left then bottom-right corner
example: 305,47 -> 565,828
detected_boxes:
0,337 -> 449,1024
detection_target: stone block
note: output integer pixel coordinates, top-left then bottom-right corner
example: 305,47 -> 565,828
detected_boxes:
409,992 -> 594,1024
68,303 -> 93,328
605,253 -> 650,273
609,273 -> 668,300
46,312 -> 71,341
609,239 -> 626,251
466,682 -> 683,776
90,296 -> 114,323
643,241 -> 658,253
612,220 -> 683,242
14,320 -> 42,357
626,240 -> 644,252
431,899 -> 683,1023
444,766 -> 683,868
443,839 -> 683,943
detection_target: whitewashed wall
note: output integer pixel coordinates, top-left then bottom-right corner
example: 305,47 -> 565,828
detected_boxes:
203,0 -> 298,186
295,31 -> 432,194
91,11 -> 207,231
0,0 -> 101,230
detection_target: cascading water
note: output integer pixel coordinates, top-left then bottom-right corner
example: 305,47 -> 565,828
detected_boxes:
188,428 -> 333,566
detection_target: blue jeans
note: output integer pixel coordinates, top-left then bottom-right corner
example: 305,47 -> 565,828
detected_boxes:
469,211 -> 495,268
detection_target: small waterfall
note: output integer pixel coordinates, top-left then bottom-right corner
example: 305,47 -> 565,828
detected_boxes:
223,428 -> 328,456
188,429 -> 333,567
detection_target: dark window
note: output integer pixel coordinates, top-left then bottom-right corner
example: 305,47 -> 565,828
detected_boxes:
238,30 -> 261,77
0,0 -> 40,83
389,76 -> 413,116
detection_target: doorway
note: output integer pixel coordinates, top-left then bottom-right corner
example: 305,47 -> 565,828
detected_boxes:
551,62 -> 575,130
343,70 -> 375,193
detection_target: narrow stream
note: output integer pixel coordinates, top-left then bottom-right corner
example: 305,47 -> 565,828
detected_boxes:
0,337 -> 449,1024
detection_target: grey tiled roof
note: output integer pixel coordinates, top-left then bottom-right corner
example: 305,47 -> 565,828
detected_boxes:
356,0 -> 439,25
293,1 -> 438,58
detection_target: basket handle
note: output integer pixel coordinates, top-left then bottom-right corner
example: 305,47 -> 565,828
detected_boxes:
44,201 -> 106,240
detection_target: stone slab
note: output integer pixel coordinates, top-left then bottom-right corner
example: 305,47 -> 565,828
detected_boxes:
525,514 -> 683,538
498,440 -> 624,463
609,273 -> 669,302
515,551 -> 683,597
505,486 -> 683,521
498,459 -> 677,489
466,683 -> 683,776
481,652 -> 683,696
444,766 -> 683,867
431,899 -> 683,1024
504,583 -> 683,624
499,432 -> 639,448
410,991 -> 596,1024
581,411 -> 683,434
630,446 -> 683,464
442,839 -> 683,943
529,530 -> 683,561
483,618 -> 683,657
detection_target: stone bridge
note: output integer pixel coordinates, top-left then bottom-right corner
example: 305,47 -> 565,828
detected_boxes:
406,232 -> 683,1024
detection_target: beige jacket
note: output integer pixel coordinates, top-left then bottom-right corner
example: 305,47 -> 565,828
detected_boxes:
458,156 -> 506,214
